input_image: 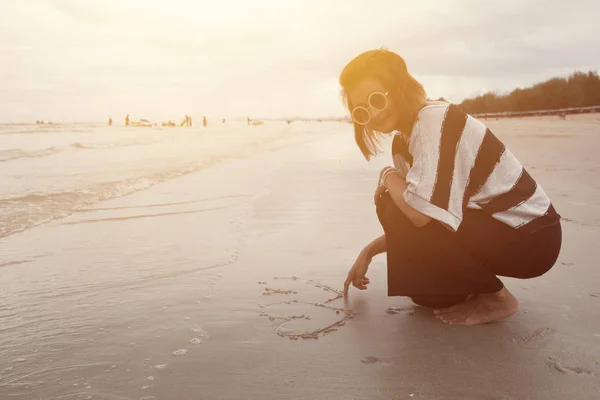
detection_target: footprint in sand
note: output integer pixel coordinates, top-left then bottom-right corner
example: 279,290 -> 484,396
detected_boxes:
154,327 -> 209,371
385,307 -> 416,316
197,272 -> 226,303
192,327 -> 209,339
512,327 -> 557,343
361,356 -> 392,365
546,357 -> 596,376
257,277 -> 354,340
561,262 -> 574,266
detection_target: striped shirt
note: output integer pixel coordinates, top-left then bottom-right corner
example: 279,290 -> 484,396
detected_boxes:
392,103 -> 560,233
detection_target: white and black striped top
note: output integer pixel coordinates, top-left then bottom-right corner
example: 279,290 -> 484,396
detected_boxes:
392,103 -> 560,234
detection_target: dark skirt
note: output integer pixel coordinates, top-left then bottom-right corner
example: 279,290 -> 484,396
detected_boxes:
375,192 -> 562,307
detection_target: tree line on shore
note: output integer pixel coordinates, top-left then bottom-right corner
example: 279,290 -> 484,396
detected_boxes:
455,70 -> 600,115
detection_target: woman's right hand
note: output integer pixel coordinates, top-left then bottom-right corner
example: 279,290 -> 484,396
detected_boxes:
343,248 -> 372,296
374,181 -> 386,205
374,166 -> 394,205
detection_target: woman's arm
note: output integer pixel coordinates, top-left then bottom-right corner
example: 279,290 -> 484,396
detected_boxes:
345,235 -> 385,295
384,173 -> 432,228
364,234 -> 386,258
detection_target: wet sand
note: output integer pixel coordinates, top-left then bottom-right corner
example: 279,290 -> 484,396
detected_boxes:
1,116 -> 600,399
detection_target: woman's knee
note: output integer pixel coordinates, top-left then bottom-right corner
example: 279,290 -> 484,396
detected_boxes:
375,192 -> 391,219
513,263 -> 554,279
504,224 -> 562,279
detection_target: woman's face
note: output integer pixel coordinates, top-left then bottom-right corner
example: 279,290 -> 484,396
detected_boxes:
347,78 -> 398,133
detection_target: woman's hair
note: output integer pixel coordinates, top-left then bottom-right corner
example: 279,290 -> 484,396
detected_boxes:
339,48 -> 427,160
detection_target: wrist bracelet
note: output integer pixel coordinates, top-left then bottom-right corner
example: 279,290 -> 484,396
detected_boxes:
379,166 -> 394,178
379,167 -> 397,188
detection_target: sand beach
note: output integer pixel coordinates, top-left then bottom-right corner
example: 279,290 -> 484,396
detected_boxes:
1,115 -> 599,399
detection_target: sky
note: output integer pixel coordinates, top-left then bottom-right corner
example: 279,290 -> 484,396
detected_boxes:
1,0 -> 599,122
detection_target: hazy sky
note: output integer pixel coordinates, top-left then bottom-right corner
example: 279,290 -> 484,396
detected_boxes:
2,0 -> 599,122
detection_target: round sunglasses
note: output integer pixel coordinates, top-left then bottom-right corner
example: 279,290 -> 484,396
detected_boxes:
351,91 -> 389,126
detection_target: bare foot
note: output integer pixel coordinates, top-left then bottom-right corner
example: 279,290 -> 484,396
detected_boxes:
432,287 -> 519,325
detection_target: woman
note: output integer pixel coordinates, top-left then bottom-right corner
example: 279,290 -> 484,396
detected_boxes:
340,49 -> 562,325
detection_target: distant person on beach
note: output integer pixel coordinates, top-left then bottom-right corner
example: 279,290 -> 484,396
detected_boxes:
108,117 -> 112,126
203,116 -> 207,127
181,115 -> 192,127
340,49 -> 562,325
125,114 -> 130,126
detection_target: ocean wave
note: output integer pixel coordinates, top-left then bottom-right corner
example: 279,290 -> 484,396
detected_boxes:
0,129 -> 318,239
0,260 -> 32,268
0,147 -> 62,163
70,138 -> 169,150
0,156 -> 231,239
0,123 -> 106,135
0,138 -> 169,163
70,141 -> 133,150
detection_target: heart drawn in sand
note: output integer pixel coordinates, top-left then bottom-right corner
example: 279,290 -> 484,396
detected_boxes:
257,277 -> 354,340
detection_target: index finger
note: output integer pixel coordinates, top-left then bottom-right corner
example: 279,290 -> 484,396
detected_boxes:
344,276 -> 351,296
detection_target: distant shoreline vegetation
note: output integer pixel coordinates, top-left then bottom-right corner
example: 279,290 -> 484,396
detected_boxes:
456,70 -> 600,115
